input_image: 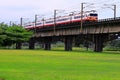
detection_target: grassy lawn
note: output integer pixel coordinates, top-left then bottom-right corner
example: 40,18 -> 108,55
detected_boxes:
0,49 -> 120,80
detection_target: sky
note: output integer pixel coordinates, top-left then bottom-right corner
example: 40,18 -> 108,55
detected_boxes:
0,0 -> 120,24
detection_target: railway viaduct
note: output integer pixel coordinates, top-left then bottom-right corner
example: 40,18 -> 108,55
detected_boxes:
28,17 -> 120,52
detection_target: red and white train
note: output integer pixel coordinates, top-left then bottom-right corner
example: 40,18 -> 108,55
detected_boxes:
24,12 -> 98,29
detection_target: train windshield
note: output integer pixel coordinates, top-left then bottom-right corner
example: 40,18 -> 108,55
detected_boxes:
90,13 -> 98,16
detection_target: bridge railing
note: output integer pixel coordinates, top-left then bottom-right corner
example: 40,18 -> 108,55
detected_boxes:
98,17 -> 120,22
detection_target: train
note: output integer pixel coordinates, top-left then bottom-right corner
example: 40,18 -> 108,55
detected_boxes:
24,11 -> 98,29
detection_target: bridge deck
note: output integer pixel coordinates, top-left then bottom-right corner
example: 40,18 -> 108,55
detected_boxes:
31,17 -> 120,37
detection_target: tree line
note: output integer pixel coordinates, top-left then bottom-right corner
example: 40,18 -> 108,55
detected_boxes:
0,23 -> 33,49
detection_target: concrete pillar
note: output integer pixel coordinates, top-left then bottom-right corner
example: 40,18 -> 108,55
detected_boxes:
94,34 -> 103,52
65,36 -> 73,51
16,42 -> 22,49
44,42 -> 51,50
29,38 -> 35,49
44,37 -> 51,50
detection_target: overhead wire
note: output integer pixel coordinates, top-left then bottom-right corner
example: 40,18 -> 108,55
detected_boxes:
28,0 -> 120,22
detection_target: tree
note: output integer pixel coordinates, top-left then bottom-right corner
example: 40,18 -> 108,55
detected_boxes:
105,38 -> 120,51
0,23 -> 8,46
109,39 -> 120,48
0,23 -> 33,49
5,24 -> 33,49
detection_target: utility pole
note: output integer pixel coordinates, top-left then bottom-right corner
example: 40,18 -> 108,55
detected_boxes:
69,12 -> 75,23
113,4 -> 116,18
80,3 -> 84,33
10,21 -> 12,26
35,14 -> 38,33
53,9 -> 65,35
104,4 -> 116,18
42,18 -> 45,27
20,17 -> 23,27
54,10 -> 57,35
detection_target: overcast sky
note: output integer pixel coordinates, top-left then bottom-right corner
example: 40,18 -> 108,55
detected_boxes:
0,0 -> 120,24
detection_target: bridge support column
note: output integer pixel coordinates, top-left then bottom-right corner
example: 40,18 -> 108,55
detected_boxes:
16,42 -> 22,49
44,43 -> 51,50
44,37 -> 51,50
65,36 -> 73,51
94,34 -> 104,52
29,38 -> 35,49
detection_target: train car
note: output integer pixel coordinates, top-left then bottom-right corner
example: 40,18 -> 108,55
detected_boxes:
24,12 -> 98,29
35,20 -> 43,28
72,13 -> 86,22
56,16 -> 70,24
44,18 -> 54,27
25,22 -> 34,29
72,12 -> 98,22
86,13 -> 98,21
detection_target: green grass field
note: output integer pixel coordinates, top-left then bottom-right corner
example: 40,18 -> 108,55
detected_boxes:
0,49 -> 120,80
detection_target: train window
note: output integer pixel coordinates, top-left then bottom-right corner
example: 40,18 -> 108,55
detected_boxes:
27,25 -> 32,26
90,14 -> 98,16
36,23 -> 42,25
74,15 -> 85,19
74,16 -> 81,19
45,21 -> 54,23
57,18 -> 69,21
